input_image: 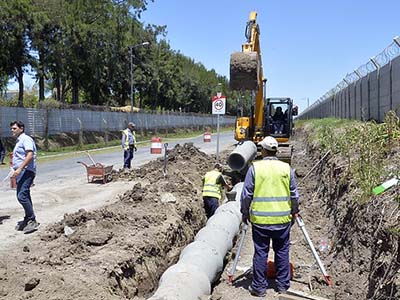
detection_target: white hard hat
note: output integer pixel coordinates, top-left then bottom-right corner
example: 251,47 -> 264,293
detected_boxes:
258,136 -> 278,151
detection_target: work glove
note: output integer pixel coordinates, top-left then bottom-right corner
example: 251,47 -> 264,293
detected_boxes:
241,214 -> 249,225
134,146 -> 137,152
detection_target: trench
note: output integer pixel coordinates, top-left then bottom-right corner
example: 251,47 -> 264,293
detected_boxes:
1,134 -> 399,300
137,131 -> 399,300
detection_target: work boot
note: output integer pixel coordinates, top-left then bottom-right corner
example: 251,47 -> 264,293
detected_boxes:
248,285 -> 266,297
23,220 -> 40,234
15,219 -> 28,231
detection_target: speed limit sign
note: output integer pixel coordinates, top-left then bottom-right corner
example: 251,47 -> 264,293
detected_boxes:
212,95 -> 226,115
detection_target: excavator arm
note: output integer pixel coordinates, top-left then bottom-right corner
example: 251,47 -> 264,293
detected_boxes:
230,11 -> 264,142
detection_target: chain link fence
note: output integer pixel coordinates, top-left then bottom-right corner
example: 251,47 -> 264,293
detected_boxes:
299,37 -> 400,121
0,107 -> 235,138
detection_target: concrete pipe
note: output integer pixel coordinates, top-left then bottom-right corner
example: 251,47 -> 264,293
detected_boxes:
195,226 -> 233,259
179,241 -> 224,282
150,263 -> 211,300
228,141 -> 257,171
147,183 -> 244,300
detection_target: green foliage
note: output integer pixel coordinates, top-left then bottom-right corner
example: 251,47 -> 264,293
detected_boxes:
37,98 -> 61,109
0,92 -> 38,107
0,0 -> 227,113
300,113 -> 400,201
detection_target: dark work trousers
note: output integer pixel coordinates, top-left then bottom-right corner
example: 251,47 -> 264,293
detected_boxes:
203,196 -> 219,219
16,169 -> 36,221
251,223 -> 291,293
123,147 -> 134,169
0,147 -> 5,164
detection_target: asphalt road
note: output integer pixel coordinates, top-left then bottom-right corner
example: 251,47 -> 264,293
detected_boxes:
0,131 -> 236,252
0,131 -> 235,185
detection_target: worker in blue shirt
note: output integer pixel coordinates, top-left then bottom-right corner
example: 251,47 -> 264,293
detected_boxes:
240,136 -> 299,297
121,122 -> 137,169
10,120 -> 40,234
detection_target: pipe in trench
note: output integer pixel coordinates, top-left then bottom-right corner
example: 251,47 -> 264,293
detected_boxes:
227,141 -> 257,172
148,140 -> 257,300
147,183 -> 243,300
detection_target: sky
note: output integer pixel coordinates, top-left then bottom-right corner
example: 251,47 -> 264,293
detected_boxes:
7,0 -> 400,113
140,0 -> 400,112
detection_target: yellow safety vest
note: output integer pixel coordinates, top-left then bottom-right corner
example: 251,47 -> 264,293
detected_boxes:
202,170 -> 222,200
250,159 -> 292,225
122,129 -> 136,150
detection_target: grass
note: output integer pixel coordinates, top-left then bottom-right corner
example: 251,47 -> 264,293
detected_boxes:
297,112 -> 400,201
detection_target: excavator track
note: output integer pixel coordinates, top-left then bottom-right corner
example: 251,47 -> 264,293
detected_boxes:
230,51 -> 259,90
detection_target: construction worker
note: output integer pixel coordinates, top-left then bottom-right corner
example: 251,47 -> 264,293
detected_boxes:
240,136 -> 299,297
10,120 -> 40,234
202,163 -> 231,219
122,122 -> 137,169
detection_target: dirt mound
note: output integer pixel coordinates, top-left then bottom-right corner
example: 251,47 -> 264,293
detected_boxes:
293,127 -> 400,300
0,143 -> 220,299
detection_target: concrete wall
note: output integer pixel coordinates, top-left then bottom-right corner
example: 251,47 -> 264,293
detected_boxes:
299,55 -> 400,122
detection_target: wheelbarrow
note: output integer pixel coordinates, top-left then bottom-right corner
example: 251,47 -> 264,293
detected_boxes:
77,152 -> 113,184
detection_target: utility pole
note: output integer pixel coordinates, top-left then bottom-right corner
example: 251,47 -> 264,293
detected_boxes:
130,42 -> 150,112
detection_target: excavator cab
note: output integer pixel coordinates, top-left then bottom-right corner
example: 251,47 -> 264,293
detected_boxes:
264,98 -> 296,143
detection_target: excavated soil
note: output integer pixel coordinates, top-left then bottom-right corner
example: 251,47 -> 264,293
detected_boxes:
0,143 -> 232,300
1,130 -> 399,300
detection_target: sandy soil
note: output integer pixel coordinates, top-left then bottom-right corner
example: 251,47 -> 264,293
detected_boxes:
0,143 -> 225,299
0,176 -> 133,254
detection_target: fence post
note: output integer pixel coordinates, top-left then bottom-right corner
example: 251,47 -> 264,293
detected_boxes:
77,117 -> 83,149
390,61 -> 393,111
165,110 -> 169,137
44,109 -> 49,151
103,118 -> 108,145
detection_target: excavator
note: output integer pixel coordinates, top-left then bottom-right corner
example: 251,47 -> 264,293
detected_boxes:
229,11 -> 298,163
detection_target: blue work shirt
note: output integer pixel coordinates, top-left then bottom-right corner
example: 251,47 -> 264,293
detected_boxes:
240,156 -> 299,230
12,133 -> 37,173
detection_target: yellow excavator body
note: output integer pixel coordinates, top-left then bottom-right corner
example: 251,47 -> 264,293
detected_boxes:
229,12 -> 297,164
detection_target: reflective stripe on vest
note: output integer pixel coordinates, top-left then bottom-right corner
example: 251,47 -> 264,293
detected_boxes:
250,159 -> 292,225
202,170 -> 222,200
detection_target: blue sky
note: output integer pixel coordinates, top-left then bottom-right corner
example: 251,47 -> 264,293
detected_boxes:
141,0 -> 400,112
8,0 -> 399,113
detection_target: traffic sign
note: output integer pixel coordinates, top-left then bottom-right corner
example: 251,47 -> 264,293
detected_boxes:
212,95 -> 226,115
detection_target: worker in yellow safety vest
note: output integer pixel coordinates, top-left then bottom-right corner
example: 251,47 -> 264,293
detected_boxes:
202,163 -> 231,219
122,122 -> 137,169
240,136 -> 299,297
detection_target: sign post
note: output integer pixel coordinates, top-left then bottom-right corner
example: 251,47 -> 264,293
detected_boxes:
212,93 -> 226,163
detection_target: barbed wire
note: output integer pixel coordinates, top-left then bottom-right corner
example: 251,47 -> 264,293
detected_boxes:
303,36 -> 400,115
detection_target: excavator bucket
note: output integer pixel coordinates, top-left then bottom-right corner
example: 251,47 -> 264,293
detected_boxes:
230,51 -> 259,90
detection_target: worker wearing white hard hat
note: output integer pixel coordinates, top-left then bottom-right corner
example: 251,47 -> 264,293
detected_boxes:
240,136 -> 299,297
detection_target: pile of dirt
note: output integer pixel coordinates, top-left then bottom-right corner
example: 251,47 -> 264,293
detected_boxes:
293,127 -> 400,300
0,143 -> 221,300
